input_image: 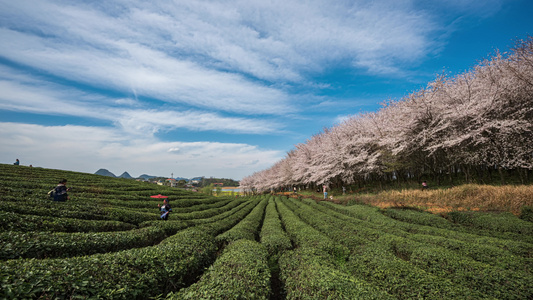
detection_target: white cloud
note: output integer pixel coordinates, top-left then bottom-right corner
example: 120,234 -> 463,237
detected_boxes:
116,109 -> 282,135
0,122 -> 283,179
0,77 -> 113,120
334,114 -> 352,125
0,0 -> 442,96
0,65 -> 282,135
0,27 -> 293,115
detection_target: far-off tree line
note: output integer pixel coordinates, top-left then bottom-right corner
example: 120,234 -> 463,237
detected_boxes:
241,36 -> 533,193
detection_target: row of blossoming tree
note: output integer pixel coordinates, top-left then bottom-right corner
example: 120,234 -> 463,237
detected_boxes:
241,37 -> 533,193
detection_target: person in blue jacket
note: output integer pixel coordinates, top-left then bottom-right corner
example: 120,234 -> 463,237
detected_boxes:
158,199 -> 172,220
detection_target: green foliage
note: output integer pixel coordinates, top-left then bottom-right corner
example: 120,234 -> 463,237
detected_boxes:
216,196 -> 267,244
276,197 -> 350,259
0,229 -> 218,299
0,211 -> 135,232
521,206 -> 533,222
320,200 -> 533,256
170,239 -> 271,299
0,226 -> 168,259
382,207 -> 455,229
0,163 -> 531,299
200,177 -> 239,187
259,197 -> 292,256
200,183 -> 214,195
292,198 -> 533,298
447,211 -> 533,235
279,247 -> 394,299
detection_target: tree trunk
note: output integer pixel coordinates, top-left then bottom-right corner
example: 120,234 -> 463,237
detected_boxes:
497,166 -> 506,185
515,169 -> 522,184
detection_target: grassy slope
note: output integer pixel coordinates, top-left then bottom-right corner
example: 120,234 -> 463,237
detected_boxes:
0,163 -> 202,204
296,183 -> 533,217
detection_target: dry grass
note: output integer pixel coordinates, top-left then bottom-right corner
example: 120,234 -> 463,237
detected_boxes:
345,184 -> 533,215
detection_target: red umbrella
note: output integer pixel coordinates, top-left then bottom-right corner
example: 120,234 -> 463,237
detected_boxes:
150,194 -> 168,198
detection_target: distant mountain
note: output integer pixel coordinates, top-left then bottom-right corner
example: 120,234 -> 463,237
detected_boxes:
93,171 -> 225,182
118,172 -> 133,179
94,169 -> 116,177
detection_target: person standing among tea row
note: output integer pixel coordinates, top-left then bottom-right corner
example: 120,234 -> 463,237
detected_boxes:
158,199 -> 172,220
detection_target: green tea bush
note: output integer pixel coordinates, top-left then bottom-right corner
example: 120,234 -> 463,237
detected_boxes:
259,197 -> 292,256
172,198 -> 232,213
192,198 -> 260,236
287,199 -> 501,298
279,247 -> 394,300
174,198 -> 245,220
407,233 -> 532,272
170,239 -> 271,299
347,235 -> 486,299
0,211 -> 135,232
0,229 -> 217,299
103,207 -> 159,224
447,211 -> 533,235
0,200 -> 108,221
276,198 -> 349,259
0,226 -> 168,259
521,206 -> 533,222
320,200 -> 533,256
315,198 -> 533,265
402,240 -> 533,299
216,196 -> 267,244
382,207 -> 455,229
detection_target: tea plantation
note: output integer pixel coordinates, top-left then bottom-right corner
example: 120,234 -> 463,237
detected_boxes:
1,164 -> 532,299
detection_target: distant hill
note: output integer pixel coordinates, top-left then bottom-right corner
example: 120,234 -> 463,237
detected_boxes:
93,171 -> 237,183
118,172 -> 133,179
94,169 -> 116,177
202,177 -> 239,187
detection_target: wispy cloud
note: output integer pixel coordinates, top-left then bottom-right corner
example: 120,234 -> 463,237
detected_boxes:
0,65 -> 283,135
0,27 -> 293,115
0,122 -> 283,179
116,109 -> 282,135
1,0 -> 442,94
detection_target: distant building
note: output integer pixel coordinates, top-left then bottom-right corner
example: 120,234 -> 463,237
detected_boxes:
166,178 -> 178,187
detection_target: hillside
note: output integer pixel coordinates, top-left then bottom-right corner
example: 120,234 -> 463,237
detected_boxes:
94,168 -> 117,177
1,163 -> 532,299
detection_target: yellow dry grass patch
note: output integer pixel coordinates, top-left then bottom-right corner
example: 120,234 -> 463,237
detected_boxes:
353,184 -> 533,215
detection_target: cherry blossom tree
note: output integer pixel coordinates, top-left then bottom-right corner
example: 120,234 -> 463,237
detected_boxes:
241,37 -> 533,191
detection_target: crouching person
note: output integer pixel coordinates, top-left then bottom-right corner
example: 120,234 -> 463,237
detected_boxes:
51,179 -> 70,201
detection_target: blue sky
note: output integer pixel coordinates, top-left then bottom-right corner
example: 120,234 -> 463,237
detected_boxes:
0,0 -> 532,180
